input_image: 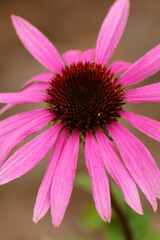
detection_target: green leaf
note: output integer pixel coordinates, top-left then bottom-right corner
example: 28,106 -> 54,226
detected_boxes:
105,221 -> 124,240
79,201 -> 104,232
75,174 -> 153,240
146,231 -> 160,240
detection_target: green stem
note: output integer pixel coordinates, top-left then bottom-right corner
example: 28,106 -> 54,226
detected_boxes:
111,192 -> 135,240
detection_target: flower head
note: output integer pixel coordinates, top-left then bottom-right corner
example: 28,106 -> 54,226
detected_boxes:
45,62 -> 125,133
0,0 -> 160,227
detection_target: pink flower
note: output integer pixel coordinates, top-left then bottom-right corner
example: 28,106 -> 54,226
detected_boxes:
0,0 -> 160,227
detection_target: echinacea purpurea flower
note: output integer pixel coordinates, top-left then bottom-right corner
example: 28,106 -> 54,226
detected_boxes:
0,0 -> 160,227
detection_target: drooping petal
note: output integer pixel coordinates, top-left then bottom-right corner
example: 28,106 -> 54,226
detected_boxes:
0,110 -> 53,166
51,131 -> 79,228
33,129 -> 68,223
0,109 -> 48,137
118,44 -> 160,86
109,61 -> 132,74
121,111 -> 160,142
108,122 -> 159,210
0,91 -> 46,104
95,0 -> 129,66
96,129 -> 143,214
85,132 -> 111,222
80,49 -> 95,64
62,50 -> 81,65
0,123 -> 62,185
125,82 -> 160,103
22,72 -> 53,89
11,15 -> 64,73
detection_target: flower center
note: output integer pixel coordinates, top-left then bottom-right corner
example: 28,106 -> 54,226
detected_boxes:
45,62 -> 125,133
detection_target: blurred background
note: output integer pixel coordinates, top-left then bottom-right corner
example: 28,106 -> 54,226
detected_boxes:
0,0 -> 160,239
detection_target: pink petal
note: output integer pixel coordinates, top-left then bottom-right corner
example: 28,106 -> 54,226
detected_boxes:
118,44 -> 160,86
0,82 -> 49,115
22,82 -> 49,92
50,131 -> 79,228
62,50 -> 81,65
125,82 -> 160,103
96,129 -> 143,214
95,0 -> 129,66
109,61 -> 132,74
108,122 -> 159,211
0,123 -> 62,185
0,110 -> 53,166
22,72 -> 53,89
33,129 -> 68,223
121,111 -> 160,142
85,132 -> 111,222
11,15 -> 64,73
80,49 -> 95,64
0,109 -> 48,137
0,104 -> 14,115
0,91 -> 46,104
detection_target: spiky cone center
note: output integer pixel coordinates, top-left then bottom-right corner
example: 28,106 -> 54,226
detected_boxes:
45,62 -> 126,134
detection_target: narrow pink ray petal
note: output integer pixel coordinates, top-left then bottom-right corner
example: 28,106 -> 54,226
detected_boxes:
121,111 -> 160,142
125,82 -> 160,103
0,123 -> 62,185
22,72 -> 53,89
0,82 -> 49,115
51,131 -> 79,228
0,109 -> 48,137
108,122 -> 158,210
22,82 -> 49,92
11,15 -> 64,73
33,129 -> 68,223
95,0 -> 129,66
62,50 -> 81,65
96,129 -> 143,214
109,61 -> 132,74
0,111 -> 53,166
0,91 -> 47,104
0,104 -> 14,115
80,49 -> 95,64
118,44 -> 160,86
85,132 -> 111,222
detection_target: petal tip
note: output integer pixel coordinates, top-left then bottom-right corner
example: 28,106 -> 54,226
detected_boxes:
153,203 -> 157,213
11,14 -> 19,23
105,216 -> 111,223
100,212 -> 111,223
140,209 -> 144,215
32,218 -> 38,224
52,219 -> 61,228
11,14 -> 23,29
137,207 -> 144,215
32,214 -> 38,224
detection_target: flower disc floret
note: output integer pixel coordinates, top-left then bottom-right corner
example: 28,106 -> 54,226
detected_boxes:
45,62 -> 126,133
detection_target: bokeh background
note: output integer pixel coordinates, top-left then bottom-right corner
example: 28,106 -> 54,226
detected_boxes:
0,0 -> 160,239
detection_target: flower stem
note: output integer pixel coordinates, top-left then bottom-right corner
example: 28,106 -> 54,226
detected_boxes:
111,192 -> 135,240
